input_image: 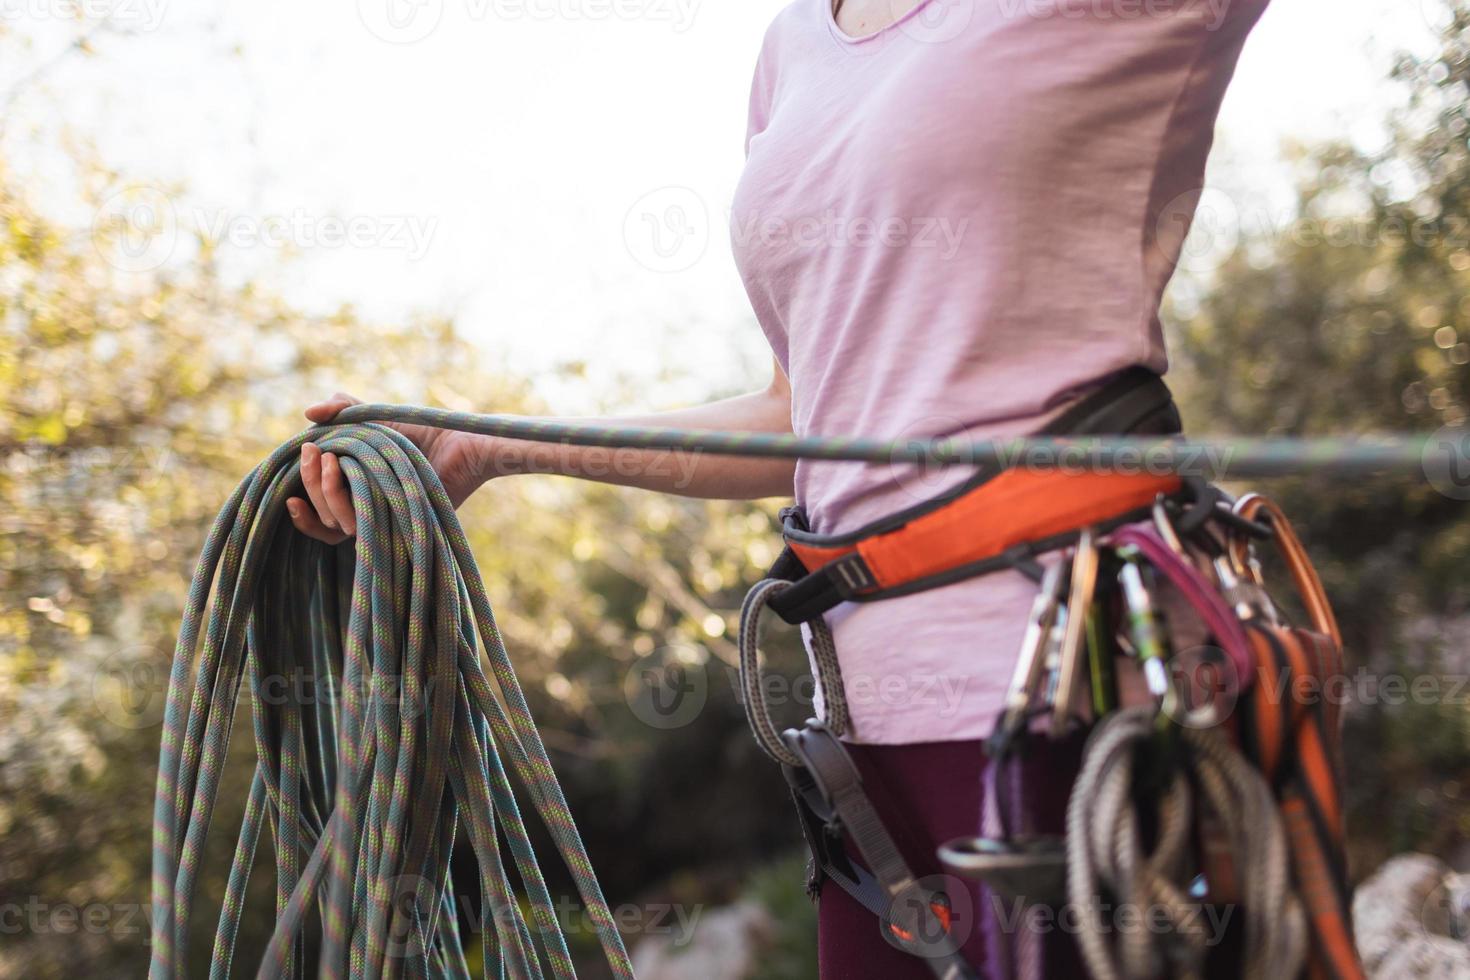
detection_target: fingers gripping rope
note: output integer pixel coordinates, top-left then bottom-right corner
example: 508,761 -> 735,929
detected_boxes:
149,422 -> 633,979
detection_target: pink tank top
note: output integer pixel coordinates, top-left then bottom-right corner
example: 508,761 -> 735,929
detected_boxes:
731,0 -> 1268,743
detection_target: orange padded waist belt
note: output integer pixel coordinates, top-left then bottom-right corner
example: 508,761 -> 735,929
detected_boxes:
770,468 -> 1183,625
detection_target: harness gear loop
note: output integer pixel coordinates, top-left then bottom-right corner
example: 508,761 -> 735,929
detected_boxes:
739,577 -> 847,766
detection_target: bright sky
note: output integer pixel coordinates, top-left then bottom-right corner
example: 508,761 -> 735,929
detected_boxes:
0,0 -> 1440,411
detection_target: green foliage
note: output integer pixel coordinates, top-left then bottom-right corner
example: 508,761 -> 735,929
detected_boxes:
0,154 -> 800,974
1167,0 -> 1470,875
740,855 -> 820,980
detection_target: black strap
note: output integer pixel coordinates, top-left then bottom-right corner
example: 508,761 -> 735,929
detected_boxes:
782,724 -> 980,980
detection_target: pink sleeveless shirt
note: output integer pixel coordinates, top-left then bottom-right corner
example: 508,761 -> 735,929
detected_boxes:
731,0 -> 1268,743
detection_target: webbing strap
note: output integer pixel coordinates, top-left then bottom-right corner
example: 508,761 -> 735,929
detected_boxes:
1231,497 -> 1362,980
1243,625 -> 1362,980
783,726 -> 980,980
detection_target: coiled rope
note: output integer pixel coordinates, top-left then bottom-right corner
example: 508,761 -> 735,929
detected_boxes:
1065,707 -> 1306,980
150,422 -> 633,978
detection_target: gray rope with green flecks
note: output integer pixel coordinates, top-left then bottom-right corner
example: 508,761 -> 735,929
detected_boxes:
150,421 -> 633,979
329,403 -> 1454,479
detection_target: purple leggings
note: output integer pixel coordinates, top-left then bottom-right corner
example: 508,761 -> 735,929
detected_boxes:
816,736 -> 1088,980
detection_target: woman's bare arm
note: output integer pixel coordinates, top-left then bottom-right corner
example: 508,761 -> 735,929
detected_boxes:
287,360 -> 797,544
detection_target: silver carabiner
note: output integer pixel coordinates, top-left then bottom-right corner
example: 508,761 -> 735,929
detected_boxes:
1117,549 -> 1172,711
994,561 -> 1067,747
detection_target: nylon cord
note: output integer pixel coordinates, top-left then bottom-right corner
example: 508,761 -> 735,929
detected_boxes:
333,403 -> 1448,478
150,422 -> 633,979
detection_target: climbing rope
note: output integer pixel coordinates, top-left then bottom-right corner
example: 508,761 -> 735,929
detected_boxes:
1064,707 -> 1306,980
149,422 -> 633,979
331,403 -> 1451,477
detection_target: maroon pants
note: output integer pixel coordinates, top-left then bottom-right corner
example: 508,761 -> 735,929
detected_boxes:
816,736 -> 1088,980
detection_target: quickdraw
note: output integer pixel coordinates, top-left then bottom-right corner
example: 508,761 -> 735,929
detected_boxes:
737,368 -> 1366,980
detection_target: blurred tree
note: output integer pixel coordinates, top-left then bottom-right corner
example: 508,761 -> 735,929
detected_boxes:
0,154 -> 803,976
1167,0 -> 1470,875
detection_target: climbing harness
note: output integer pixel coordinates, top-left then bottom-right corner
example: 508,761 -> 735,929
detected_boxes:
150,423 -> 633,978
149,385 -> 1415,977
736,369 -> 1368,979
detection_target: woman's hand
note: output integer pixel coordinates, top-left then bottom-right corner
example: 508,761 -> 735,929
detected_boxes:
286,392 -> 494,544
